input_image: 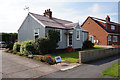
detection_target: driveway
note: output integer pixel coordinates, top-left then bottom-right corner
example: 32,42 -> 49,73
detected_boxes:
41,55 -> 119,78
1,49 -> 58,78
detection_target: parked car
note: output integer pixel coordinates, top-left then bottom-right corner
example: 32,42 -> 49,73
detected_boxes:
0,41 -> 7,48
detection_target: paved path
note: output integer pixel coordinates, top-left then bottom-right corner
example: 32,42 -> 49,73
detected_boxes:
41,55 -> 119,78
1,49 -> 58,78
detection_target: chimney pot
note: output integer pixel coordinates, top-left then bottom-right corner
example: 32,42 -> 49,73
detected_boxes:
43,9 -> 52,19
106,15 -> 110,22
48,9 -> 50,11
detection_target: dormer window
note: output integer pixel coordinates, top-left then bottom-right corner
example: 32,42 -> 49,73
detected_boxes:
111,25 -> 115,30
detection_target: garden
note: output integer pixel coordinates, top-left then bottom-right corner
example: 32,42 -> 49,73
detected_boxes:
4,30 -> 105,64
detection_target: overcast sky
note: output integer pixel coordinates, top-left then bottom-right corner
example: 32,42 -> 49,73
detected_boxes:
0,0 -> 119,33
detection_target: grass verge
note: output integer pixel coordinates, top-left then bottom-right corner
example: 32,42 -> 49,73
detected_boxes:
102,61 -> 120,79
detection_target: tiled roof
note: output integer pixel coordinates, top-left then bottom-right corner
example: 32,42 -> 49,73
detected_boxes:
29,12 -> 77,29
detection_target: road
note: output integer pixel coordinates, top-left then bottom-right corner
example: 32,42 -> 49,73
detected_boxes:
1,49 -> 119,79
41,55 -> 119,78
1,49 -> 58,78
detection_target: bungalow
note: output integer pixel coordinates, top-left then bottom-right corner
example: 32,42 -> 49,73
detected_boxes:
81,15 -> 120,45
18,9 -> 88,50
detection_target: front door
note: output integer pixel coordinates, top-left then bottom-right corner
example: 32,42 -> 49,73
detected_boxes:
67,34 -> 72,46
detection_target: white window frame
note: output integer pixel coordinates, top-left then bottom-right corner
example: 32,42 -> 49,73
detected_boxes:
76,30 -> 80,40
108,35 -> 111,41
111,25 -> 115,30
113,36 -> 118,42
34,28 -> 39,36
60,30 -> 62,42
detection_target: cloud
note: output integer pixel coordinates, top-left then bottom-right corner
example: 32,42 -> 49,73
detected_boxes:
0,1 -> 118,33
89,4 -> 101,14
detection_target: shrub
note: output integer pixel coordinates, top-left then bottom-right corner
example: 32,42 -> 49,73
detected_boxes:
34,30 -> 60,54
82,40 -> 94,49
13,42 -> 21,52
20,40 -> 37,56
34,38 -> 49,54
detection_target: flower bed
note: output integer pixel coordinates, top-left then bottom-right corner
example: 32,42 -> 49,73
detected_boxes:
3,49 -> 56,65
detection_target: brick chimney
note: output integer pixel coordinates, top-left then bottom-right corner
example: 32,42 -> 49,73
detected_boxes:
43,9 -> 52,19
106,15 -> 110,22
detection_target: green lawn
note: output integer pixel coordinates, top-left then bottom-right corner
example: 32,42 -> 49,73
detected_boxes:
51,51 -> 79,63
102,62 -> 120,79
51,46 -> 105,63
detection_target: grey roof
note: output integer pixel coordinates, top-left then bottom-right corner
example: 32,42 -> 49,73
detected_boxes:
29,12 -> 77,29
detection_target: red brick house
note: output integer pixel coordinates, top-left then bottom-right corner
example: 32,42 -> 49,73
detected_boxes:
81,16 -> 120,45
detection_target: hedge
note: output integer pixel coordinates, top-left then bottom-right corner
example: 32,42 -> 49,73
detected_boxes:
20,40 -> 38,55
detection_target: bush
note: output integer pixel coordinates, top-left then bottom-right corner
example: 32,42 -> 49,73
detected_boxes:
34,30 -> 60,54
34,38 -> 49,54
82,40 -> 94,49
20,40 -> 37,56
13,42 -> 21,52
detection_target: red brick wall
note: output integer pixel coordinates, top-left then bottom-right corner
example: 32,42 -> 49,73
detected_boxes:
108,35 -> 120,45
82,17 -> 108,45
106,24 -> 119,33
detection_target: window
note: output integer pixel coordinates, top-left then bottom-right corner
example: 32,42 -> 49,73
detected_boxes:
76,30 -> 80,40
34,28 -> 39,39
111,25 -> 115,30
90,35 -> 93,43
113,36 -> 118,42
56,29 -> 62,42
34,29 -> 39,35
108,35 -> 111,41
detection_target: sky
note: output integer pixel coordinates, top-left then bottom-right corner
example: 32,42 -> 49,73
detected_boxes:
0,0 -> 119,33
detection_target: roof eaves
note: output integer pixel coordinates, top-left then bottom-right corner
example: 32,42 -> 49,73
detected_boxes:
29,13 -> 46,27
